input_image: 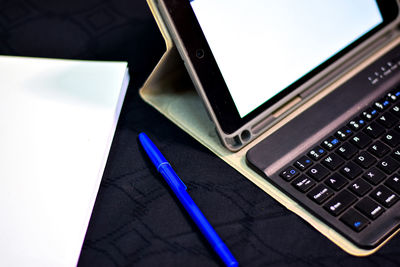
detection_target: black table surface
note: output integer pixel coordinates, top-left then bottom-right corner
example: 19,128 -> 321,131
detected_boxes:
1,1 -> 400,266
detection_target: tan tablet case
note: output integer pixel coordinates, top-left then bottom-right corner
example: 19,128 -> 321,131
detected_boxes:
140,0 -> 400,256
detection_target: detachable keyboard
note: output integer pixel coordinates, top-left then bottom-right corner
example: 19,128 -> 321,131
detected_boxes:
246,43 -> 400,249
248,85 -> 400,249
279,89 -> 400,234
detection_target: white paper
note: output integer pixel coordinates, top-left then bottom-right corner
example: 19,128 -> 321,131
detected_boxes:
0,56 -> 129,266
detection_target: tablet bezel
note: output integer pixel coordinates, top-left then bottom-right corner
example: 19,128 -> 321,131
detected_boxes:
158,0 -> 399,149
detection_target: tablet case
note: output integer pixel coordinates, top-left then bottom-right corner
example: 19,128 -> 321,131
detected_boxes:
140,0 -> 400,256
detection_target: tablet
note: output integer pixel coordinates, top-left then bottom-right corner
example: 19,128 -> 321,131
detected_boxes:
156,0 -> 399,151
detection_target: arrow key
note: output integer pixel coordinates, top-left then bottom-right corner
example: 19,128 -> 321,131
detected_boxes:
340,209 -> 369,232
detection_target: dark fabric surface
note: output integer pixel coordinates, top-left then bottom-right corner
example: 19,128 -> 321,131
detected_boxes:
1,1 -> 399,266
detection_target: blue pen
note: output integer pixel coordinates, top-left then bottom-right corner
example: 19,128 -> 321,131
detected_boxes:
138,133 -> 238,267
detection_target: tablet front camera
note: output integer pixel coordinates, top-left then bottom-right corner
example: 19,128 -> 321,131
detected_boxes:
195,49 -> 205,59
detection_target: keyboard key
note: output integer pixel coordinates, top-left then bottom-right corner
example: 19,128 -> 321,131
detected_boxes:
377,156 -> 400,174
355,197 -> 384,220
386,91 -> 398,102
368,141 -> 390,158
382,130 -> 400,147
354,151 -> 376,169
308,146 -> 327,161
340,161 -> 363,180
293,156 -> 313,171
393,89 -> 400,99
383,99 -> 391,109
348,117 -> 366,131
395,124 -> 400,133
385,174 -> 400,194
292,175 -> 316,193
307,164 -> 330,181
336,142 -> 357,160
391,148 -> 400,162
371,185 -> 399,208
307,184 -> 334,204
350,132 -> 372,149
321,136 -> 340,151
325,173 -> 348,191
335,126 -> 353,140
363,122 -> 385,138
322,154 -> 344,170
377,112 -> 397,128
349,178 -> 372,197
324,190 -> 357,216
340,209 -> 369,232
363,167 -> 386,185
361,107 -> 378,121
390,104 -> 400,117
374,99 -> 390,111
280,166 -> 300,181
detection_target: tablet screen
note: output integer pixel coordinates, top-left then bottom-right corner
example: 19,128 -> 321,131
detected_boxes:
190,0 -> 383,118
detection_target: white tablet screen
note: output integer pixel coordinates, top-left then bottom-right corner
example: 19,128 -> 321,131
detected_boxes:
190,0 -> 383,117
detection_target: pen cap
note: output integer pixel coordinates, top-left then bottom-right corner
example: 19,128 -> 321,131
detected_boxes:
138,133 -> 168,170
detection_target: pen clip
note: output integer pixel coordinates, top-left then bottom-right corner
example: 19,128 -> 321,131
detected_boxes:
158,162 -> 188,191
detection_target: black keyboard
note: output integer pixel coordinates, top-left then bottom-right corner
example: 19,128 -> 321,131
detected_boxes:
280,89 -> 400,235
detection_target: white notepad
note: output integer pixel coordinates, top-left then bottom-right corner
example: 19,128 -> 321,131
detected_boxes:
0,56 -> 129,266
